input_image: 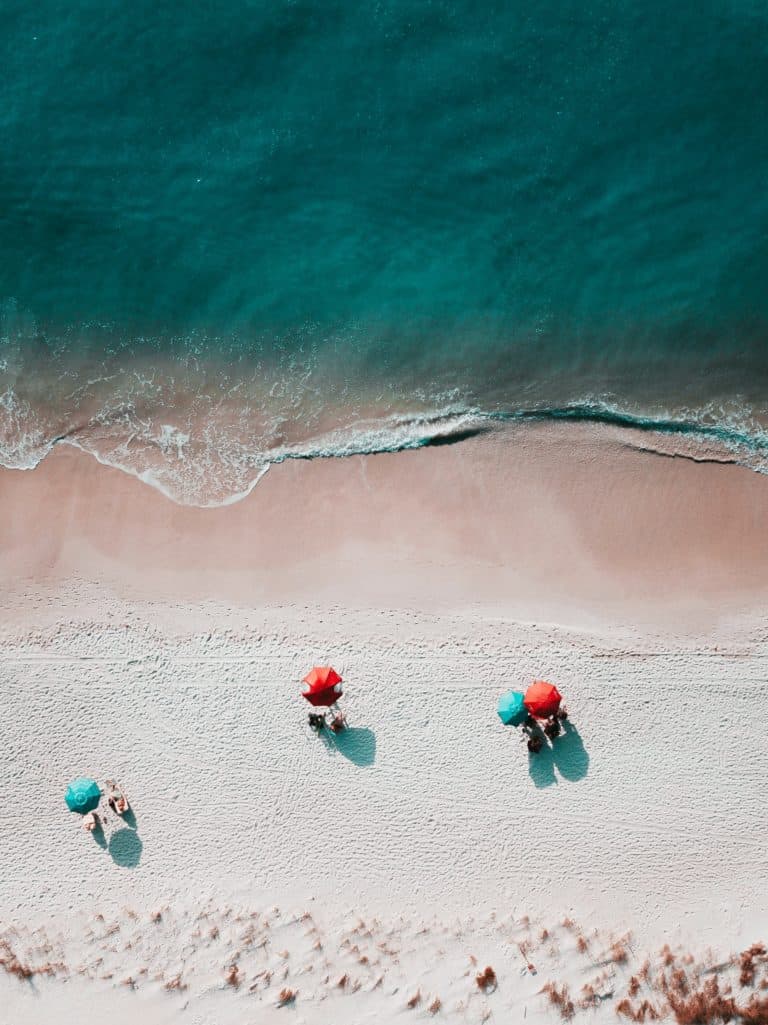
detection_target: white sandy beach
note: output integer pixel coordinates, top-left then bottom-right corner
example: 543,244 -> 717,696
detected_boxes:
1,423 -> 767,1023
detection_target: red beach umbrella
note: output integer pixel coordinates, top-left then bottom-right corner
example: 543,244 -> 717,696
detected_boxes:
523,681 -> 562,719
302,666 -> 343,707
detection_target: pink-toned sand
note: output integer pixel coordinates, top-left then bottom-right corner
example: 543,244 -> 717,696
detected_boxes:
2,421 -> 767,628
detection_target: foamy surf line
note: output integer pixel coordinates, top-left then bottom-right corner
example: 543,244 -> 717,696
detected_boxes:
0,408 -> 490,507
1,400 -> 768,507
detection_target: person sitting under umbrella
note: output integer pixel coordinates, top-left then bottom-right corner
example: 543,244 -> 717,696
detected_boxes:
302,667 -> 346,731
523,719 -> 545,753
522,681 -> 567,752
544,716 -> 561,740
328,712 -> 346,733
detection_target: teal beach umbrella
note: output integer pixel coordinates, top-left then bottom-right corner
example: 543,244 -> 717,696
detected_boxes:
65,778 -> 101,814
497,690 -> 528,727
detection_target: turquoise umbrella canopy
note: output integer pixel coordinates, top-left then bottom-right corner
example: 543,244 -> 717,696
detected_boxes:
497,690 -> 528,727
65,778 -> 101,814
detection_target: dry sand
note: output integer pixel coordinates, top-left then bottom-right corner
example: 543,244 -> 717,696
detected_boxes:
1,423 -> 767,1022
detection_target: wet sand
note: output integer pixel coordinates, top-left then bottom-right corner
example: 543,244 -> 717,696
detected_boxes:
2,421 -> 768,628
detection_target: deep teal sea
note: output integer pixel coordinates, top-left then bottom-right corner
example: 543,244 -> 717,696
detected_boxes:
2,1 -> 768,503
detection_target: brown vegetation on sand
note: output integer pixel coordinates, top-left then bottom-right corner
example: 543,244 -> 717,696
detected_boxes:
0,941 -> 33,980
542,980 -> 575,1020
406,989 -> 421,1008
610,937 -> 630,964
0,940 -> 62,981
476,965 -> 497,992
615,997 -> 661,1021
741,945 -> 768,988
615,943 -> 768,1025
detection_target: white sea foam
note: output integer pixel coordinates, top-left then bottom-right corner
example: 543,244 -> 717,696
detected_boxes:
156,424 -> 190,459
2,376 -> 768,507
49,408 -> 485,507
0,388 -> 57,470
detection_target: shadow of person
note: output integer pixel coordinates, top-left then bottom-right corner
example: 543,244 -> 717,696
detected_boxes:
108,827 -> 143,867
120,807 -> 138,829
91,823 -> 107,850
551,721 -> 589,782
325,727 -> 377,767
528,742 -> 557,788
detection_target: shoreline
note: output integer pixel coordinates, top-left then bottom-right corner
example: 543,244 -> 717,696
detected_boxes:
3,391 -> 768,507
3,420 -> 768,630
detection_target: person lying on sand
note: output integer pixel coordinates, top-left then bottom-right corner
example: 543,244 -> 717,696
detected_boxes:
82,811 -> 101,832
308,712 -> 326,731
105,781 -> 129,815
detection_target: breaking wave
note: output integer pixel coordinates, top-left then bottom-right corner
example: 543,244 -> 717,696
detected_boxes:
2,384 -> 768,507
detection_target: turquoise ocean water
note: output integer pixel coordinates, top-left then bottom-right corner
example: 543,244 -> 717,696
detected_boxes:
2,1 -> 768,503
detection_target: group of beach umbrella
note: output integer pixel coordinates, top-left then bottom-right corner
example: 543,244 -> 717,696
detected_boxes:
66,675 -> 558,815
64,672 -> 345,813
497,680 -> 562,726
300,666 -> 564,728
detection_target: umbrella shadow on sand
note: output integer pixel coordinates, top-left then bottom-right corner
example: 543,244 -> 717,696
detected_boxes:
321,727 -> 377,767
528,722 -> 590,789
108,827 -> 143,867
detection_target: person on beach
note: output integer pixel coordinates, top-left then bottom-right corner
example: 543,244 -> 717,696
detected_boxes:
523,716 -> 546,753
302,667 -> 346,732
308,711 -> 346,733
527,733 -> 544,754
329,712 -> 346,733
544,716 -> 561,740
82,811 -> 101,832
106,780 -> 129,815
